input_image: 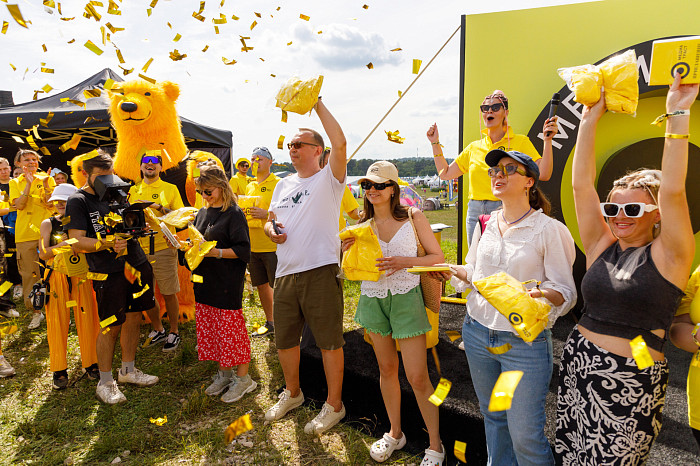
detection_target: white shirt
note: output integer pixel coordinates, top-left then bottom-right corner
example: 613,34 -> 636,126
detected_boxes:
270,164 -> 346,277
451,209 -> 577,334
361,221 -> 420,298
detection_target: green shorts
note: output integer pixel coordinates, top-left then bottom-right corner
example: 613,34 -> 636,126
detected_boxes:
355,285 -> 431,340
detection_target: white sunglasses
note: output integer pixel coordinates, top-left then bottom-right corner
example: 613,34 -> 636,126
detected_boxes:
600,202 -> 658,218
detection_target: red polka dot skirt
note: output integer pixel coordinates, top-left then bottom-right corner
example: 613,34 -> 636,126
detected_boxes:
195,302 -> 251,367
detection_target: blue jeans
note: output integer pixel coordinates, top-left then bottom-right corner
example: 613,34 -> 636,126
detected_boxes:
466,199 -> 502,245
462,315 -> 554,466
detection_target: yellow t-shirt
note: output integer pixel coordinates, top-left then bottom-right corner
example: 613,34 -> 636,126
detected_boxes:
245,173 -> 280,253
229,172 -> 253,197
9,174 -> 56,243
129,178 -> 184,253
455,127 -> 541,201
677,266 -> 700,430
339,185 -> 360,231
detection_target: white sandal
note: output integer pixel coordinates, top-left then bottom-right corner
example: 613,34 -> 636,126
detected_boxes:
420,443 -> 445,466
370,432 -> 407,462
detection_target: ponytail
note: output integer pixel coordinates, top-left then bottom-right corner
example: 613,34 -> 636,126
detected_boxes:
528,186 -> 551,216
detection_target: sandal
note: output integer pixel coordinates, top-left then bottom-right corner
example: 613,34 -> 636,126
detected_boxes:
370,432 -> 407,462
420,443 -> 445,466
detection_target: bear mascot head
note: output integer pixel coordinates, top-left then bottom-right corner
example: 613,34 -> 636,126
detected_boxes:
107,79 -> 188,181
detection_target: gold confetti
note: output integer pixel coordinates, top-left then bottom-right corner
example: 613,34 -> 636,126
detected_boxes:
277,135 -> 285,149
9,63 -> 16,71
366,62 -> 373,69
149,416 -> 167,426
1,21 -> 8,34
173,33 -> 181,42
445,330 -> 461,342
60,17 -> 75,22
0,325 -> 18,336
102,327 -> 111,334
201,45 -> 209,52
0,281 -> 12,296
88,272 -> 108,281
214,25 -> 219,34
224,414 -> 253,443
169,49 -> 187,61
191,274 -> 203,283
83,3 -> 101,22
222,57 -> 236,65
41,67 -> 54,74
486,343 -> 512,355
192,12 -> 204,21
67,38 -> 75,44
385,130 -> 405,144
83,89 -> 101,99
84,40 -> 104,55
42,84 -> 53,93
454,441 -> 467,463
147,8 -> 152,16
43,0 -> 56,8
412,59 -> 422,74
150,0 -> 158,7
256,325 -> 268,335
281,110 -> 287,123
488,371 -> 523,412
363,4 -> 369,9
390,48 -> 402,52
138,73 -> 156,84
231,14 -> 239,20
42,44 -> 48,52
119,65 -> 134,75
428,378 -> 451,406
100,315 -> 117,328
133,284 -> 150,299
107,0 -> 120,15
3,254 -> 11,257
115,48 -> 125,64
6,4 -> 29,28
66,300 -> 78,308
317,30 -> 322,34
630,335 -> 654,369
250,20 -> 257,30
254,12 -> 261,18
105,22 -> 123,33
39,112 -> 54,127
39,147 -> 50,156
287,41 -> 292,46
299,14 -> 310,21
16,117 -> 21,125
398,90 -> 403,98
213,13 -> 227,24
12,136 -> 24,144
241,46 -> 253,52
142,58 -> 154,72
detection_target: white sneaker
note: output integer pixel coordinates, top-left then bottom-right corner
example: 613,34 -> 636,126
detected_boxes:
304,401 -> 346,435
0,308 -> 19,318
28,312 -> 44,330
117,368 -> 158,387
265,389 -> 304,421
12,286 -> 22,300
0,356 -> 15,377
205,371 -> 232,396
96,381 -> 127,404
221,375 -> 257,403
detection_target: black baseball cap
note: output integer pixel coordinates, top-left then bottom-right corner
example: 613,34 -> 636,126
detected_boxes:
485,149 -> 539,185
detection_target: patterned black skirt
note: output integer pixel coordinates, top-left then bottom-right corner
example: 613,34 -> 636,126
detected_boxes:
555,327 -> 668,466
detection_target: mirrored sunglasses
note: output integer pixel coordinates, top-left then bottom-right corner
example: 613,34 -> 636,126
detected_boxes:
141,155 -> 161,165
487,164 -> 526,178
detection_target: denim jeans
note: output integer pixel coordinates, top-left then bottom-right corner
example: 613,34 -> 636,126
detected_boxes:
466,199 -> 502,245
462,315 -> 554,466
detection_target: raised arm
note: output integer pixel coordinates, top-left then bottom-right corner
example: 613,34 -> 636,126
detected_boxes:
652,72 -> 698,287
315,99 -> 347,183
536,117 -> 559,181
571,91 -> 615,266
426,123 -> 465,180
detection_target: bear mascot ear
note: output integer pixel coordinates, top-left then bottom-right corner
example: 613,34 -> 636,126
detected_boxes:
161,81 -> 180,102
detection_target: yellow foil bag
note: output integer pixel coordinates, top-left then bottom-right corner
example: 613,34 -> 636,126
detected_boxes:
473,272 -> 551,343
238,196 -> 262,229
558,64 -> 602,106
159,207 -> 198,229
185,222 -> 217,271
275,76 -> 324,115
339,222 -> 383,282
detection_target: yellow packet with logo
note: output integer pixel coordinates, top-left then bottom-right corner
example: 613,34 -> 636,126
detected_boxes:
338,222 -> 383,281
238,196 -> 262,228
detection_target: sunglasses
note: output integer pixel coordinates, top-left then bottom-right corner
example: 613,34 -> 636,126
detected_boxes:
287,141 -> 320,150
480,103 -> 504,113
141,155 -> 161,165
600,202 -> 658,218
196,188 -> 214,196
360,181 -> 392,191
487,164 -> 526,178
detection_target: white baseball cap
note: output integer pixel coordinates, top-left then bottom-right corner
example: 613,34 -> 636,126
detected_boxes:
48,183 -> 78,202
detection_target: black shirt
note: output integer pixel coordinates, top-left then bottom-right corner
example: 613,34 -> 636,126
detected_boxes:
191,205 -> 250,310
64,189 -> 147,274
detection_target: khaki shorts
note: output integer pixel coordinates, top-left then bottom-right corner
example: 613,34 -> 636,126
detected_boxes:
274,263 -> 344,350
147,247 -> 180,295
249,252 -> 277,287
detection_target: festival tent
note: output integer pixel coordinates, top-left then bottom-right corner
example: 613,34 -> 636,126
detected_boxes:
0,68 -> 233,175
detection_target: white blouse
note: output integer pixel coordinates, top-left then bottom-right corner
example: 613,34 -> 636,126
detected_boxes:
361,221 -> 420,298
450,209 -> 577,334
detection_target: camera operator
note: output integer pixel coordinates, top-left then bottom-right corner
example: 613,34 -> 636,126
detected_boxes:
65,150 -> 158,405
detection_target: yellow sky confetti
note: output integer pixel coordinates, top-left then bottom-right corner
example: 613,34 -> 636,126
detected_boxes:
16,117 -> 21,125
39,112 -> 54,126
83,89 -> 101,99
213,13 -> 227,24
412,59 -> 422,74
132,284 -> 150,299
250,20 -> 257,30
391,48 -> 402,52
138,73 -> 156,84
241,46 -> 253,52
105,22 -> 124,33
201,45 -> 209,52
281,110 -> 287,123
147,8 -> 152,16
287,41 -> 292,46
42,44 -> 47,52
12,136 -> 24,144
630,335 -> 654,369
150,0 -> 158,7
142,58 -> 154,72
363,4 -> 369,9
366,62 -> 373,69
119,65 -> 134,75
398,90 -> 403,98
231,14 -> 239,20
385,130 -> 405,144
224,414 -> 253,443
214,25 -> 219,34
1,21 -> 8,34
488,371 -> 523,411
173,33 -> 181,42
222,57 -> 236,65
67,38 -> 75,44
115,48 -> 125,64
43,0 -> 56,8
299,14 -> 310,21
84,40 -> 104,55
169,49 -> 187,61
191,274 -> 203,283
428,378 -> 452,406
41,67 -> 54,74
60,17 -> 75,21
254,12 -> 261,18
9,63 -> 16,71
84,3 -> 101,22
59,134 -> 82,152
7,4 -> 29,28
42,84 -> 53,93
277,135 -> 285,149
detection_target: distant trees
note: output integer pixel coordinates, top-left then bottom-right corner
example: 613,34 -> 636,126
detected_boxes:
271,157 -> 454,176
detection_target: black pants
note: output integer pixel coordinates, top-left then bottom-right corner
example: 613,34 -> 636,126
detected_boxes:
694,428 -> 700,449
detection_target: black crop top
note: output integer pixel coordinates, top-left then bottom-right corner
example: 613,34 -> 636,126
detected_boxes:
578,242 -> 683,352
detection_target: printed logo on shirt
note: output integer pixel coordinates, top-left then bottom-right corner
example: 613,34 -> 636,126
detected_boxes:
89,211 -> 107,235
260,187 -> 267,192
152,194 -> 159,199
277,189 -> 310,209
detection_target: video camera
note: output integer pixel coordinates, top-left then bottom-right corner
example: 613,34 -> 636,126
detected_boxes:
93,174 -> 151,237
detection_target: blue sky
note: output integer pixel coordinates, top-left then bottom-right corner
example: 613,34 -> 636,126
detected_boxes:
1,0 -> 592,167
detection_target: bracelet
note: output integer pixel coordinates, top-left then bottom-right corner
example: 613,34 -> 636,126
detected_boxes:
664,133 -> 689,139
431,141 -> 441,145
692,323 -> 700,347
651,109 -> 690,126
217,248 -> 223,259
433,153 -> 444,158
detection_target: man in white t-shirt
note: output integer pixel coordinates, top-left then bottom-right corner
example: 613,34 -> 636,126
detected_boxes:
263,98 -> 347,435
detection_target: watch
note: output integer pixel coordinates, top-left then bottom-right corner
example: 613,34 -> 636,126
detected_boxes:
692,323 -> 700,347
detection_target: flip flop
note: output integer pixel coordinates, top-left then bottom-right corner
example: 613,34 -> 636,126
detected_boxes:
370,432 -> 407,462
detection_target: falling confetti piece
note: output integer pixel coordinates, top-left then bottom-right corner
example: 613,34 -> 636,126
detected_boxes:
0,325 -> 18,336
390,48 -> 402,52
254,12 -> 261,18
132,284 -> 150,299
119,65 -> 134,75
363,4 -> 369,9
105,22 -> 123,33
1,21 -> 8,34
385,130 -> 405,144
281,110 -> 287,123
445,330 -> 461,342
173,33 -> 181,42
191,274 -> 203,283
41,67 -> 54,74
169,49 -> 187,61
287,41 -> 292,46
454,441 -> 467,463
42,84 -> 53,93
60,134 -> 81,152
16,117 -> 21,125
412,59 -> 422,74
44,0 -> 56,8
66,300 -> 78,308
100,315 -> 117,328
222,57 -> 236,65
83,89 -> 101,99
428,378 -> 452,406
7,4 -> 29,28
142,58 -> 154,72
256,325 -> 268,335
214,25 -> 219,34
398,90 -> 403,97
224,414 -> 253,443
201,45 -> 209,52
88,272 -> 108,281
250,20 -> 257,30
231,13 -> 239,20
299,14 -> 310,21
0,281 -> 12,296
12,136 -> 24,144
366,62 -> 373,69
630,335 -> 654,369
138,73 -> 156,84
84,40 -> 104,55
147,8 -> 152,16
488,371 -> 523,411
213,13 -> 227,24
42,44 -> 48,52
486,343 -> 512,355
277,135 -> 285,149
9,63 -> 16,71
150,0 -> 158,7
149,416 -> 168,426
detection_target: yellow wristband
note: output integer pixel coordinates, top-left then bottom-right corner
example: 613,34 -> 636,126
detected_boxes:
664,133 -> 689,139
433,153 -> 444,158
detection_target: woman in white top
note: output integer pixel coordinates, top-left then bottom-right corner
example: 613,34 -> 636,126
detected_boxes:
342,161 -> 445,465
431,150 -> 576,466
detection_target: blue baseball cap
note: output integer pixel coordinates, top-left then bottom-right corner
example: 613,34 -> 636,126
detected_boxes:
485,149 -> 539,184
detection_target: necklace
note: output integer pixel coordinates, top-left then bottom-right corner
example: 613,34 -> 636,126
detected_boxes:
373,217 -> 392,226
501,206 -> 532,225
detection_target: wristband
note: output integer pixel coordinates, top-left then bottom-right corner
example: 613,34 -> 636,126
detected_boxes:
217,248 -> 223,259
664,133 -> 689,139
692,323 -> 700,347
433,153 -> 444,158
651,109 -> 690,126
431,141 -> 441,145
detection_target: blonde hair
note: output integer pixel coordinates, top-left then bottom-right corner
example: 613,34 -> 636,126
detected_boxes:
606,168 -> 662,280
194,160 -> 236,211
